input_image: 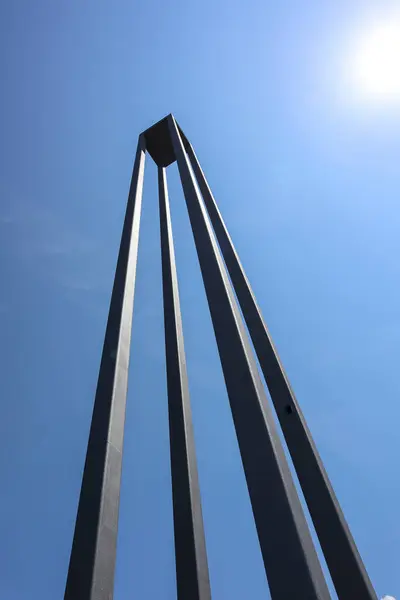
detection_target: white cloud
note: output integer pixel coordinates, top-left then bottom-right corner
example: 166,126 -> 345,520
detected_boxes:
382,596 -> 396,600
1,202 -> 111,303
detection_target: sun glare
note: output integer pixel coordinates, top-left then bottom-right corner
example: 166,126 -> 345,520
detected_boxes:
351,17 -> 400,102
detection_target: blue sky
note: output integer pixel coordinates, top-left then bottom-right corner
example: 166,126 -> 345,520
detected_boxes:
1,0 -> 399,598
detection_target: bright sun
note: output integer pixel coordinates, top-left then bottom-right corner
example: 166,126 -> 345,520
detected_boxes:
351,18 -> 400,102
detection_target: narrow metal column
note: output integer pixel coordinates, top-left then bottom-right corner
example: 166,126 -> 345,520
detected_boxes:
168,115 -> 331,600
65,136 -> 146,600
182,134 -> 377,600
158,167 -> 211,600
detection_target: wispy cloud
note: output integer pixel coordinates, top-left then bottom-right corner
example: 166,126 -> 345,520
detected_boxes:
0,215 -> 14,225
0,200 -> 113,315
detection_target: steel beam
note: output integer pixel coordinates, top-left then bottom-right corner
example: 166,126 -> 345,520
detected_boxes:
64,135 -> 146,600
182,134 -> 377,600
168,115 -> 331,600
158,167 -> 211,600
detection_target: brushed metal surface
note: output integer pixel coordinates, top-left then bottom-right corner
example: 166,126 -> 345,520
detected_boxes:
169,115 -> 331,600
159,167 -> 211,600
64,135 -> 146,600
184,135 -> 377,600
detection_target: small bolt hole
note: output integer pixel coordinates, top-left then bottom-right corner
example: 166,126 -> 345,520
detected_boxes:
285,405 -> 293,415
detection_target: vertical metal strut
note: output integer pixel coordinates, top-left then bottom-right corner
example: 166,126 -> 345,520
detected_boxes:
63,114 -> 378,600
182,132 -> 377,600
158,167 -> 211,600
168,115 -> 331,600
64,135 -> 146,600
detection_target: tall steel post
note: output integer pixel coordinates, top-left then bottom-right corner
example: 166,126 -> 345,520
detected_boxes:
64,136 -> 146,600
181,131 -> 377,600
158,167 -> 211,600
168,115 -> 331,600
64,114 -> 378,600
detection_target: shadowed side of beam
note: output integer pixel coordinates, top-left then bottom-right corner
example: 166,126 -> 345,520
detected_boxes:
158,166 -> 211,600
64,135 -> 146,600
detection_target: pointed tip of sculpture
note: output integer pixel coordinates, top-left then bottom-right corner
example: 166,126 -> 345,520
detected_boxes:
142,115 -> 176,167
